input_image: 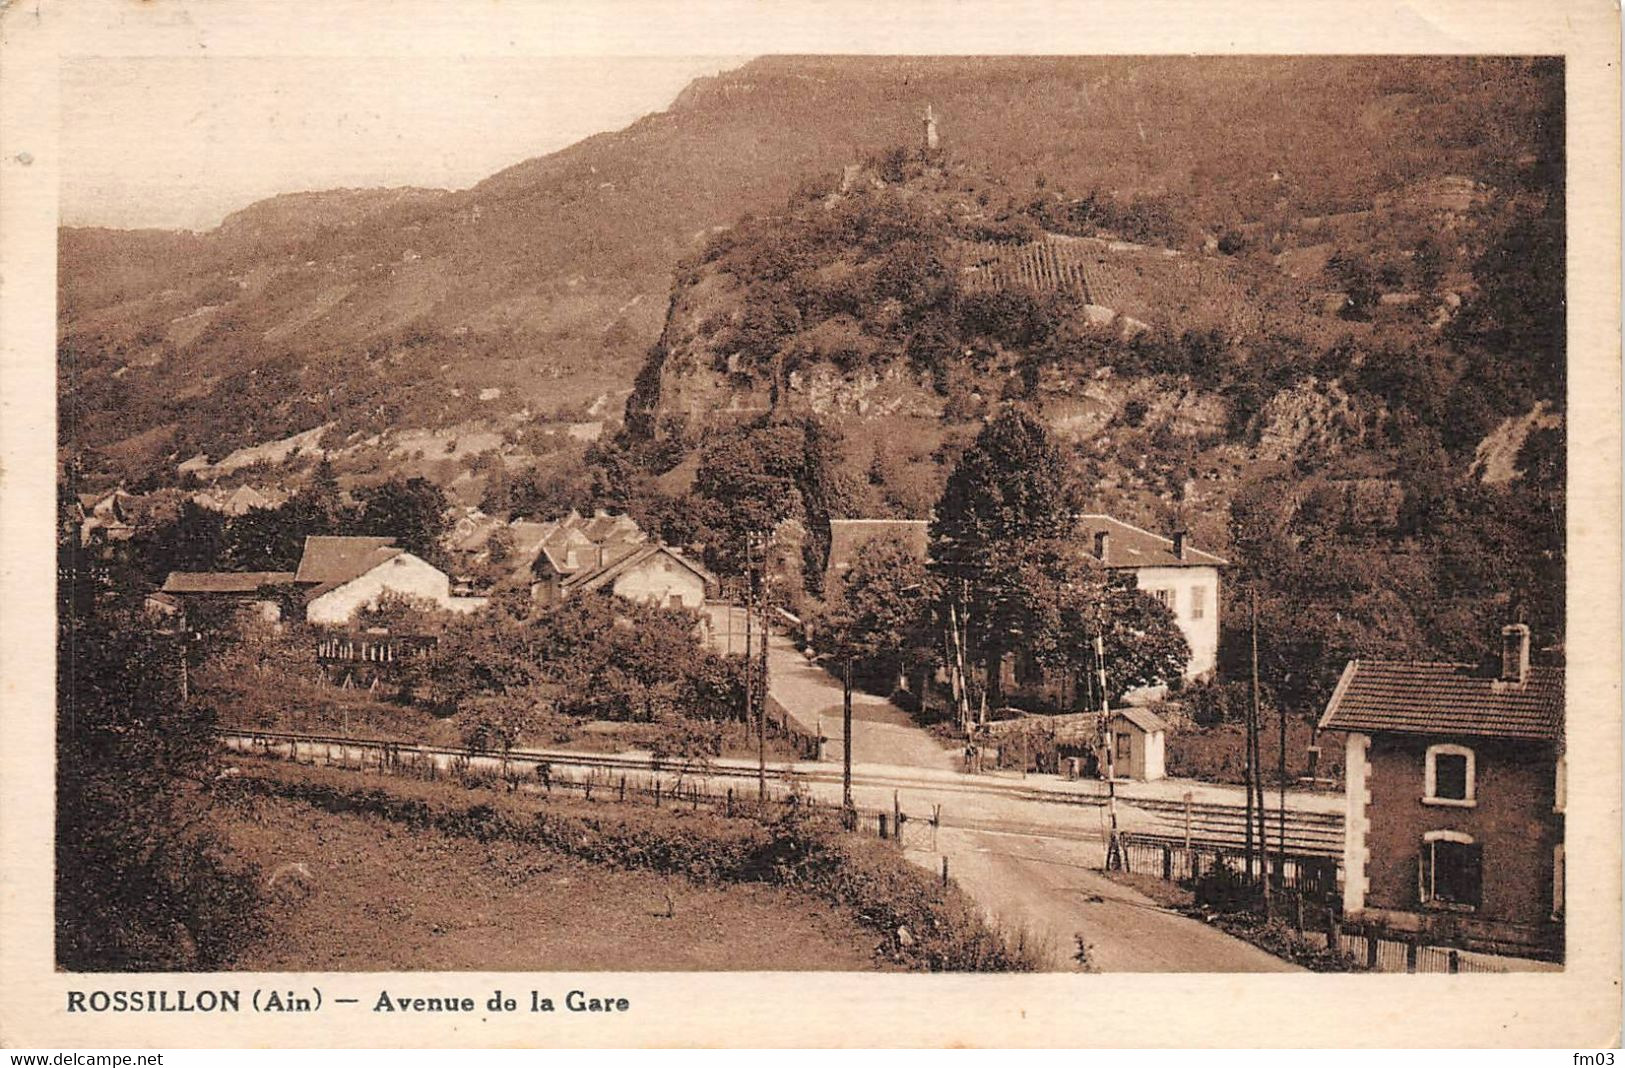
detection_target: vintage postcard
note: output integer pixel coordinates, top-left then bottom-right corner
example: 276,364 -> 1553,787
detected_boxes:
1,0 -> 1619,1050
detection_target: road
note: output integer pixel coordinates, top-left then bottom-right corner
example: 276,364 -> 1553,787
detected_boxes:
915,828 -> 1297,971
702,607 -> 1320,971
708,604 -> 958,769
230,724 -> 1309,972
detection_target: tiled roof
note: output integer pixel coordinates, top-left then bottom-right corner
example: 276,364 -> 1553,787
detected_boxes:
161,571 -> 297,594
565,542 -> 718,596
827,519 -> 932,576
1075,514 -> 1227,568
562,542 -> 658,591
294,536 -> 400,586
508,521 -> 556,561
1317,660 -> 1564,741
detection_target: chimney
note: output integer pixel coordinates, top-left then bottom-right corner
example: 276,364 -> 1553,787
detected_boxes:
1172,529 -> 1186,561
1093,531 -> 1110,561
1500,623 -> 1530,685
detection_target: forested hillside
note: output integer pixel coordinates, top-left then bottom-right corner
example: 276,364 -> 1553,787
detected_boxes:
60,56 -> 1559,494
60,55 -> 1565,721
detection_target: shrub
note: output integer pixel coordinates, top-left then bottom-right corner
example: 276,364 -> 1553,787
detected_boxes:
1190,855 -> 1260,913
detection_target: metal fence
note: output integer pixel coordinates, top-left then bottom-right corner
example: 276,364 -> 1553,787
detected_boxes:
1118,832 -> 1342,901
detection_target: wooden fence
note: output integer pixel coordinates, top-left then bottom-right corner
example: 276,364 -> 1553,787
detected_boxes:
223,729 -> 936,846
1331,927 -> 1517,974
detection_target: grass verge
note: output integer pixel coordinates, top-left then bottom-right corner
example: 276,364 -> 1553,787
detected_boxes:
227,758 -> 1038,972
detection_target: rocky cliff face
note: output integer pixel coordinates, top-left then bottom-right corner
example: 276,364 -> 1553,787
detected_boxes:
61,54 -> 1560,497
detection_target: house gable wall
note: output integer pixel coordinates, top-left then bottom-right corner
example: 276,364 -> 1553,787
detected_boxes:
306,553 -> 456,625
1363,732 -> 1559,936
1125,564 -> 1220,680
610,554 -> 709,609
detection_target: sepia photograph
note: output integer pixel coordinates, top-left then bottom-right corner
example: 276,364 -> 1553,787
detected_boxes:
2,0 -> 1620,1052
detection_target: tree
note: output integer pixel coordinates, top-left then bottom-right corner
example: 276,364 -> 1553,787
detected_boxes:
56,571 -> 264,969
931,407 -> 1075,570
133,498 -> 228,583
692,418 -> 846,582
929,406 -> 1076,706
982,539 -> 1189,707
356,477 -> 450,564
820,533 -> 938,691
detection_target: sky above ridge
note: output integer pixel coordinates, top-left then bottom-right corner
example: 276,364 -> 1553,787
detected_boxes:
60,55 -> 747,231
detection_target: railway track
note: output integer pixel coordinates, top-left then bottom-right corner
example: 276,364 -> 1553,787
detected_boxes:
219,727 -> 1344,859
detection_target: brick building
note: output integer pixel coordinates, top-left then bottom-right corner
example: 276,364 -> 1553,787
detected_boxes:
1318,624 -> 1564,958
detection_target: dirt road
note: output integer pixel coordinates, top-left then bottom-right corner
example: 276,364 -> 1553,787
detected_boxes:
912,827 -> 1299,972
700,606 -> 1315,971
708,604 -> 957,770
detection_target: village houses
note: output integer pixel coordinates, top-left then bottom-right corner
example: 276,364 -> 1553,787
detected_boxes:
825,513 -> 1224,698
160,535 -> 487,625
1075,514 -> 1225,683
524,511 -> 716,609
1318,623 -> 1564,958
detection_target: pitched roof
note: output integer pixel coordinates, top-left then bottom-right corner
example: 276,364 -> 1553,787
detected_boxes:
582,512 -> 634,541
565,542 -> 718,596
294,535 -> 401,586
1114,705 -> 1169,734
1317,660 -> 1564,741
561,541 -> 658,591
447,511 -> 503,553
1075,514 -> 1227,568
508,521 -> 556,560
520,513 -> 648,579
226,485 -> 275,514
827,519 -> 932,576
161,571 -> 297,594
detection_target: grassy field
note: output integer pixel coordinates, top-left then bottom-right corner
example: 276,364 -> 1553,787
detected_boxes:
213,759 -> 1036,972
216,789 -> 896,971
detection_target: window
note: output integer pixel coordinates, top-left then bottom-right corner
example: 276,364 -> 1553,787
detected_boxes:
1190,585 -> 1206,620
1424,743 -> 1476,806
1434,754 -> 1468,799
1151,588 -> 1174,611
1419,831 -> 1482,910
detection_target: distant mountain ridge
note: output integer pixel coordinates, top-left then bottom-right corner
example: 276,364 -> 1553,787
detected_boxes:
58,55 -> 1560,488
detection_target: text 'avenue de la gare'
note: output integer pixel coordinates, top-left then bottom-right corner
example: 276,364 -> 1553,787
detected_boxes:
374,991 -> 631,1014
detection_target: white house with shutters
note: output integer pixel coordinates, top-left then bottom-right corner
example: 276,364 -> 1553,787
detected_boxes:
1076,514 -> 1226,683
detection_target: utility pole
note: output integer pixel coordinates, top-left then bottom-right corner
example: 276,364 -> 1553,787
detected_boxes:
1094,627 -> 1122,871
759,532 -> 771,737
948,592 -> 972,735
842,655 -> 855,828
1251,585 -> 1271,916
1244,590 -> 1257,882
1278,626 -> 1288,882
749,533 -> 766,802
743,537 -> 755,793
